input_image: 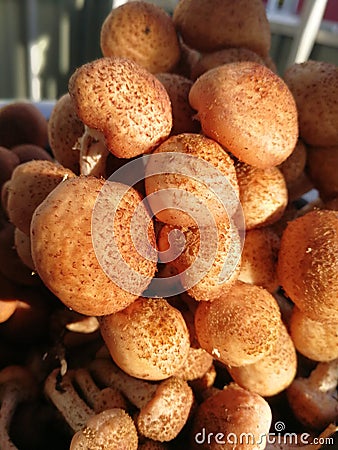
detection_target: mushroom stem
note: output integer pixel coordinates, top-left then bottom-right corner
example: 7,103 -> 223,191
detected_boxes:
78,126 -> 110,177
90,358 -> 157,409
0,366 -> 37,450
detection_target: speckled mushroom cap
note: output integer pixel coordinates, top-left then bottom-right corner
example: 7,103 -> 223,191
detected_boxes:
99,297 -> 190,380
290,306 -> 338,362
306,145 -> 338,201
100,1 -> 180,74
30,176 -> 157,316
235,161 -> 288,230
284,60 -> 338,147
189,382 -> 272,450
227,323 -> 297,397
68,57 -> 172,159
0,102 -> 48,149
277,209 -> 338,322
190,47 -> 266,81
189,62 -> 298,169
194,281 -> 282,367
155,73 -> 200,135
7,160 -> 76,236
70,409 -> 138,450
277,139 -> 307,187
173,0 -> 271,57
48,93 -> 83,174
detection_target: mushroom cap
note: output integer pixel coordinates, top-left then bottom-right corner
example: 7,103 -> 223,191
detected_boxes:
0,102 -> 48,149
30,176 -> 157,316
190,47 -> 266,81
194,281 -> 282,366
307,145 -> 338,201
277,209 -> 338,321
190,383 -> 272,450
0,146 -> 20,189
100,1 -> 180,74
278,139 -> 307,187
47,93 -> 83,174
11,144 -> 53,164
70,408 -> 138,450
145,133 -> 239,228
68,57 -> 172,159
7,159 -> 76,235
173,0 -> 271,57
189,62 -> 298,169
14,227 -> 35,270
155,73 -> 200,135
227,323 -> 297,397
99,297 -> 190,380
290,306 -> 338,362
136,376 -> 193,442
235,161 -> 288,230
284,60 -> 338,146
238,226 -> 280,292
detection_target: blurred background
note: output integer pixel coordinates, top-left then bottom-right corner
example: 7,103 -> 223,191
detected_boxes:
0,0 -> 337,101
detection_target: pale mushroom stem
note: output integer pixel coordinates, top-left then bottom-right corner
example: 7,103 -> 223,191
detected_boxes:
90,358 -> 157,409
79,126 -> 110,178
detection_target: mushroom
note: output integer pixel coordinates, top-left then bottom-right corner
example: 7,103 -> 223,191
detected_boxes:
189,382 -> 272,450
0,146 -> 19,190
30,176 -> 157,316
14,227 -> 35,270
68,57 -> 172,159
47,93 -> 83,174
11,143 -> 53,164
0,101 -> 48,149
99,297 -> 191,380
7,159 -> 75,235
289,306 -> 338,362
194,281 -> 282,367
0,365 -> 37,450
287,359 -> 338,430
100,1 -> 180,74
90,358 -> 194,442
277,209 -> 338,322
227,323 -> 297,397
44,366 -> 128,433
70,408 -> 138,450
278,139 -> 307,188
306,145 -> 338,201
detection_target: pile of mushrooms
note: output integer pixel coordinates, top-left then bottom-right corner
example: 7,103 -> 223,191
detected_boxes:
0,1 -> 337,449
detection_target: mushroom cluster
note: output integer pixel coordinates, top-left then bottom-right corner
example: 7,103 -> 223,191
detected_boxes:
0,1 -> 337,449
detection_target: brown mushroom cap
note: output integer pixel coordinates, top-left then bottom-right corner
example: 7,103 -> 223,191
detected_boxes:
47,93 -> 83,174
284,60 -> 338,147
238,226 -> 280,292
227,323 -> 297,397
190,383 -> 272,450
173,0 -> 271,57
155,73 -> 200,135
278,139 -> 307,187
30,176 -> 157,316
145,133 -> 239,228
99,297 -> 191,380
7,159 -> 76,235
194,281 -> 282,366
190,47 -> 266,81
0,102 -> 48,149
277,209 -> 338,321
68,57 -> 172,159
70,408 -> 138,450
235,162 -> 288,230
306,145 -> 338,201
14,227 -> 35,270
290,306 -> 338,362
0,146 -> 20,189
11,144 -> 53,164
100,1 -> 180,74
189,62 -> 298,169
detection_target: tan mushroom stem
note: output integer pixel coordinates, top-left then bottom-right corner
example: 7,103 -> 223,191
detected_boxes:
0,366 -> 37,450
90,358 -> 194,442
287,359 -> 338,430
78,126 -> 110,177
44,367 -> 128,432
